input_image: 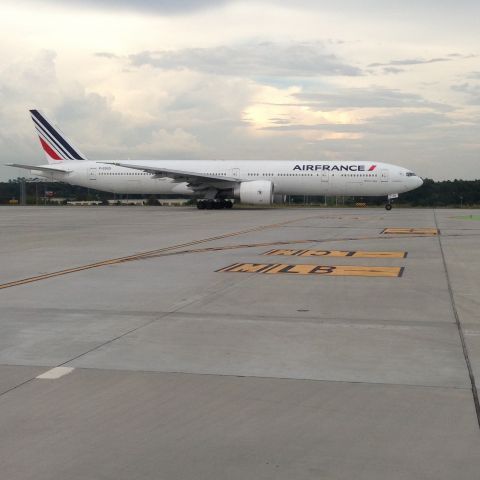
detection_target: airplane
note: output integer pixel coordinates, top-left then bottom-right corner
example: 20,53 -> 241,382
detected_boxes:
8,109 -> 423,210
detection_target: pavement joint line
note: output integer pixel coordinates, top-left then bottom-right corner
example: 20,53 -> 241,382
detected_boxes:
0,310 -> 191,398
148,313 -> 456,330
0,307 -> 457,328
434,209 -> 480,429
0,376 -> 43,399
54,271 -> 255,371
54,316 -> 171,370
0,363 -> 472,393
42,366 -> 477,391
52,278 -> 251,367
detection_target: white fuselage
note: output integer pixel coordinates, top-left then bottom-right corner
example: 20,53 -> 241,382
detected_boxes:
30,160 -> 423,197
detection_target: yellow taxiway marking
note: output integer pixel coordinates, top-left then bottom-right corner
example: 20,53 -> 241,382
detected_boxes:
382,228 -> 438,236
217,263 -> 404,277
2,216 -> 423,291
263,249 -> 407,258
0,215 -> 317,291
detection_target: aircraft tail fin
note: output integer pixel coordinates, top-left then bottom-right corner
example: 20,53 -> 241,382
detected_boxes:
29,109 -> 87,163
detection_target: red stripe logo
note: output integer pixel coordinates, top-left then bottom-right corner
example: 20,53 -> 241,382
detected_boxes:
39,137 -> 62,160
368,165 -> 377,171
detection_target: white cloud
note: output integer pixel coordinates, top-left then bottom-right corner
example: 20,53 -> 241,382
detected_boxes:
1,0 -> 479,180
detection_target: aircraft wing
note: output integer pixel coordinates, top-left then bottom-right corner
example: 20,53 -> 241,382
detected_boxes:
7,163 -> 72,173
104,162 -> 238,189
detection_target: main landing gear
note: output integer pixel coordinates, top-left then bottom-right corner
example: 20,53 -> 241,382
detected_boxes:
385,203 -> 392,211
197,199 -> 233,210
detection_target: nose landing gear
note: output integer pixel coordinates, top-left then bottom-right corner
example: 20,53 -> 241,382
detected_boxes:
385,193 -> 398,210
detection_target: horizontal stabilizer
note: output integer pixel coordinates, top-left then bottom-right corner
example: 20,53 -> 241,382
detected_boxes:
7,163 -> 72,173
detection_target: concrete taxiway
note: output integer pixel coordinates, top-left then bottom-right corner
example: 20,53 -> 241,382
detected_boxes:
0,206 -> 479,479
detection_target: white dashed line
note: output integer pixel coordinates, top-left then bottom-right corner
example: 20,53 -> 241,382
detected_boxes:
36,367 -> 75,379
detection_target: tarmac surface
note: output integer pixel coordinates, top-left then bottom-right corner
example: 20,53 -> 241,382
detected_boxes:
0,206 -> 479,479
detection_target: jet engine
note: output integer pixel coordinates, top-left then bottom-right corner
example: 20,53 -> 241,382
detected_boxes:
234,180 -> 274,205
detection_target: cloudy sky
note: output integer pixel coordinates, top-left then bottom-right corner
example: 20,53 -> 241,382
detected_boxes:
1,0 -> 479,180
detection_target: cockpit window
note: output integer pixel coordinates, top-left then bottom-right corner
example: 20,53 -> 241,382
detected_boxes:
406,172 -> 416,177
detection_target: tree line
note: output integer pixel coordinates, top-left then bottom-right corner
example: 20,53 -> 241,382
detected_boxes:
1,177 -> 479,207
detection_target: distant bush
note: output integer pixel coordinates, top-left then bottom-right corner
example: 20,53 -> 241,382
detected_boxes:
145,195 -> 160,206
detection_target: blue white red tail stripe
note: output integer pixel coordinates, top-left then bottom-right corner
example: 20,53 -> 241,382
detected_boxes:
39,137 -> 62,160
29,109 -> 86,162
30,110 -> 84,160
32,116 -> 74,160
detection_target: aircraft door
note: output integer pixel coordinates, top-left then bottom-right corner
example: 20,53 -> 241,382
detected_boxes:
88,167 -> 97,181
319,171 -> 330,194
230,168 -> 240,178
380,169 -> 389,182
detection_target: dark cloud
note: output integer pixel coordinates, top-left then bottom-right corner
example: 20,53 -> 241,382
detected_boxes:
382,67 -> 405,75
369,53 -> 476,69
362,112 -> 452,135
451,83 -> 480,105
37,0 -> 232,15
128,43 -> 363,78
95,52 -> 119,59
261,112 -> 450,136
262,123 -> 361,132
33,0 -> 480,18
369,57 -> 450,68
293,87 -> 452,111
